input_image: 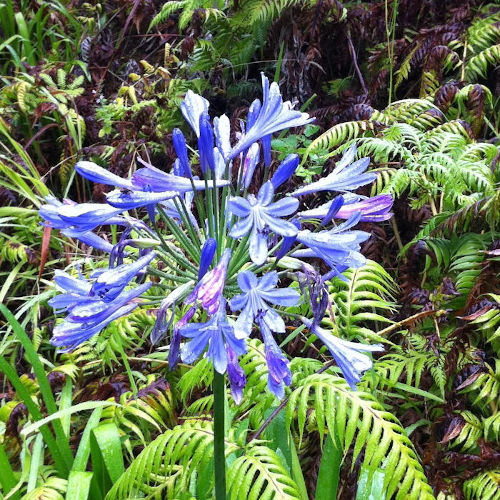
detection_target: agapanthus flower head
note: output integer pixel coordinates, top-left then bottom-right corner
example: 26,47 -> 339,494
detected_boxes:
300,194 -> 394,223
229,73 -> 314,160
301,317 -> 383,389
229,270 -> 300,338
228,181 -> 299,265
186,248 -> 231,314
258,316 -> 292,399
180,90 -> 209,137
292,144 -> 376,197
180,298 -> 246,375
90,252 -> 156,302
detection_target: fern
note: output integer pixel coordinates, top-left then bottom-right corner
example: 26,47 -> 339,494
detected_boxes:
464,470 -> 500,500
286,372 -> 435,499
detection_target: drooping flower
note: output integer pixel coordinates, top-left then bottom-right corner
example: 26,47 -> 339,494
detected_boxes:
90,252 -> 156,302
180,90 -> 209,137
229,270 -> 300,337
227,346 -> 246,404
229,74 -> 314,160
150,281 -> 195,345
180,298 -> 246,374
270,154 -> 300,190
228,181 -> 299,265
258,316 -> 291,399
186,248 -> 231,314
292,144 -> 376,197
292,213 -> 370,272
301,317 -> 383,389
50,266 -> 152,352
300,194 -> 394,223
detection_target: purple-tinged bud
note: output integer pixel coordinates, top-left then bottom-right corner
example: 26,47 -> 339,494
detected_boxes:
186,248 -> 232,314
270,154 -> 299,190
227,345 -> 246,404
242,143 -> 260,189
199,238 -> 217,280
198,112 -> 216,174
321,195 -> 344,226
336,194 -> 393,222
173,128 -> 192,178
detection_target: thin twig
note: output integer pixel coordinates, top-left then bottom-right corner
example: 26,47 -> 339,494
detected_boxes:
346,29 -> 367,94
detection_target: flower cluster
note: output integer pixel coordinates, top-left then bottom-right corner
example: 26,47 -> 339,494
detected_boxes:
41,73 -> 394,400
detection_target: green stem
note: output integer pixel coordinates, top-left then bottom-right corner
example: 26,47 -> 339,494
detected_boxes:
213,371 -> 226,500
117,342 -> 138,398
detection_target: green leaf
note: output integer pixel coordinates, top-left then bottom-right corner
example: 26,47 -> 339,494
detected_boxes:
66,471 -> 93,500
315,433 -> 342,500
356,467 -> 386,500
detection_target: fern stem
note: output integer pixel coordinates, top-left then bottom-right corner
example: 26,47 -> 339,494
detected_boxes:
213,371 -> 227,500
390,217 -> 404,253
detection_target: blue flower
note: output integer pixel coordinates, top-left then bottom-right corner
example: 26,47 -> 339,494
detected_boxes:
180,298 -> 246,374
198,112 -> 216,174
169,307 -> 195,369
90,252 -> 156,302
214,114 -> 231,163
301,318 -> 383,389
180,90 -> 209,137
300,194 -> 394,223
292,213 -> 370,272
229,270 -> 300,337
172,128 -> 192,178
75,161 -> 133,189
258,316 -> 291,399
270,154 -> 300,189
198,238 -> 217,280
292,144 -> 376,197
150,281 -> 195,345
227,346 -> 246,404
186,248 -> 231,314
229,74 -> 314,160
241,143 -> 260,190
52,283 -> 151,352
228,181 -> 299,265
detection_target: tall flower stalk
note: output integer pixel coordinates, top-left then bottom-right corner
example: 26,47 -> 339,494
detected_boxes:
40,73 -> 393,497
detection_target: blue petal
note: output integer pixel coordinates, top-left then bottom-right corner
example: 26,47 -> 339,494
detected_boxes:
227,196 -> 251,217
75,161 -> 133,189
270,154 -> 299,189
180,90 -> 209,137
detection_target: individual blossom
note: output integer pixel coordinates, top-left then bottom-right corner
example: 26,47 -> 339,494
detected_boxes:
75,161 -> 133,189
172,128 -> 192,178
227,346 -> 246,404
292,213 -> 370,273
229,73 -> 314,160
229,270 -> 300,337
150,281 -> 195,345
180,298 -> 246,375
198,238 -> 217,280
185,248 -> 231,314
270,154 -> 300,190
214,114 -> 232,163
292,144 -> 376,197
258,316 -> 291,399
228,181 -> 299,265
198,112 -> 216,174
301,318 -> 383,390
300,194 -> 394,223
90,252 -> 156,302
241,143 -> 260,190
180,90 -> 209,137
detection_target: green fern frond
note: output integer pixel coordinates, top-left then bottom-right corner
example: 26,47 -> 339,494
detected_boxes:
464,470 -> 500,500
286,372 -> 435,499
227,444 -> 302,499
465,44 -> 500,81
